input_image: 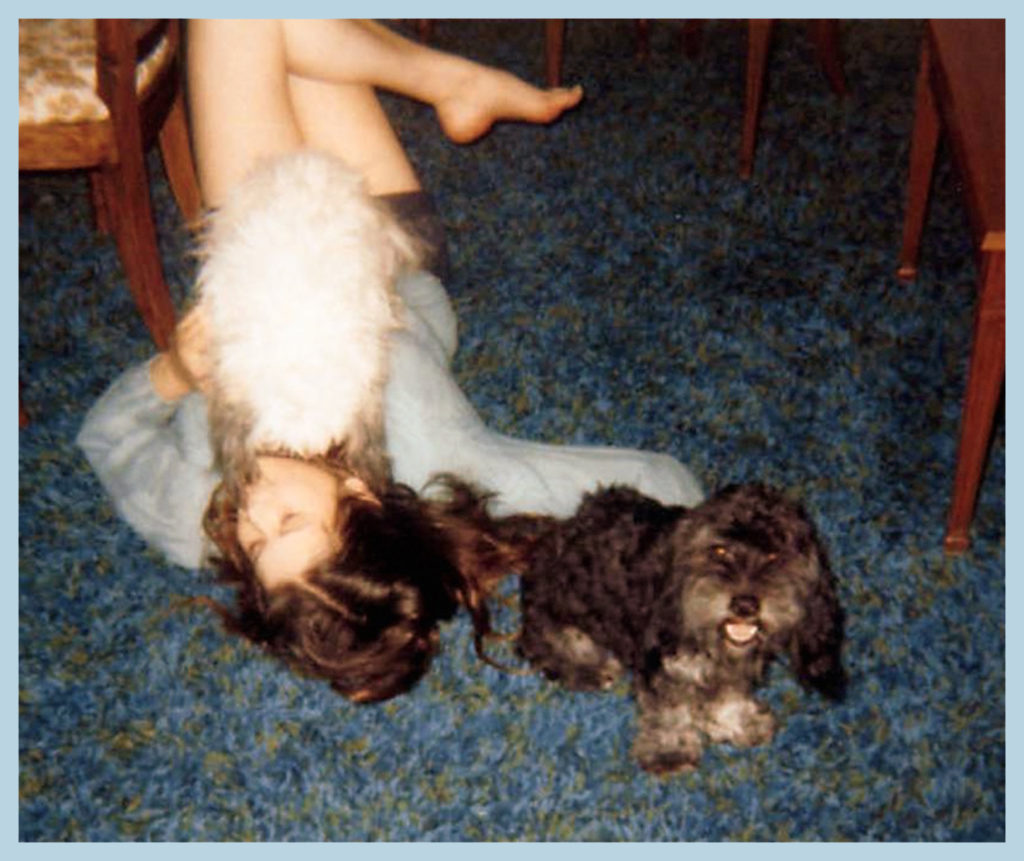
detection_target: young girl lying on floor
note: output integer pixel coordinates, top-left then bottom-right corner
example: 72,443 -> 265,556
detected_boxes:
78,20 -> 704,703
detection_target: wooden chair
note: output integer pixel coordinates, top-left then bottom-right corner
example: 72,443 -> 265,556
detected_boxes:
543,20 -> 847,177
897,20 -> 1005,554
546,20 -> 703,85
19,19 -> 201,351
417,20 -> 567,88
739,20 -> 847,178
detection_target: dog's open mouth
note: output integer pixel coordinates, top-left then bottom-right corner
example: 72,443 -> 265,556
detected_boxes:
723,621 -> 760,646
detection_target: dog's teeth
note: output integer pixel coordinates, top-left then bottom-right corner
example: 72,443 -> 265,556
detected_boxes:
725,623 -> 758,644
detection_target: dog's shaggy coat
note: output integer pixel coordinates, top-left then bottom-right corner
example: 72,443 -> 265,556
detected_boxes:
195,150 -> 419,487
518,483 -> 845,773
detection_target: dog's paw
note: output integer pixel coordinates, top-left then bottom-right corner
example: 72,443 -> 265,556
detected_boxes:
558,660 -> 623,691
633,727 -> 703,775
728,709 -> 776,748
637,748 -> 701,776
521,625 -> 623,691
704,696 -> 776,748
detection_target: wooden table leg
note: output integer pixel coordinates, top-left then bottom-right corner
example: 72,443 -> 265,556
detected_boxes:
944,250 -> 1005,553
545,20 -> 565,87
811,20 -> 848,97
740,19 -> 774,179
898,37 -> 941,282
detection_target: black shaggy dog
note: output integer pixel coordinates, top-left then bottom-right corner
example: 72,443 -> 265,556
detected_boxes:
518,484 -> 845,774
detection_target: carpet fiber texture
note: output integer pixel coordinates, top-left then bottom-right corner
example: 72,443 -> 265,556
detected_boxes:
18,20 -> 1004,840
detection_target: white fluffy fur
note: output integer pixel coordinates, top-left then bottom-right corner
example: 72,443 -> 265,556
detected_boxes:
195,150 -> 418,472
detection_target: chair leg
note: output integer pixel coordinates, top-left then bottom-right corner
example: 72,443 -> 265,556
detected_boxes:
740,19 -> 774,179
944,251 -> 1005,554
545,20 -> 565,87
158,87 -> 202,225
810,20 -> 847,97
634,20 -> 650,64
681,21 -> 704,59
99,154 -> 177,350
89,172 -> 112,235
898,37 -> 940,282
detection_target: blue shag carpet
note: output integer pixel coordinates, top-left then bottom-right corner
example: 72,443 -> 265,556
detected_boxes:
18,20 -> 1004,841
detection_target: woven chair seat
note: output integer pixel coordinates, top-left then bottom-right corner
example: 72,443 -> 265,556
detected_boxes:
18,19 -> 171,126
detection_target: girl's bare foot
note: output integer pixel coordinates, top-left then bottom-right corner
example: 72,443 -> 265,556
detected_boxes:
435,67 -> 583,143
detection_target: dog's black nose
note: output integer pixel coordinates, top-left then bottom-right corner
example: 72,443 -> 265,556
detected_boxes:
729,595 -> 760,618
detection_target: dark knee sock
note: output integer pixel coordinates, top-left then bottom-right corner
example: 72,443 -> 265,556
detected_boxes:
376,190 -> 451,284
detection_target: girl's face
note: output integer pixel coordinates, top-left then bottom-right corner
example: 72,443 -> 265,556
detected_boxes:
236,456 -> 342,590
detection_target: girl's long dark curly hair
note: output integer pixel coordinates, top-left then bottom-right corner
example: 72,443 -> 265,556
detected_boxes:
202,468 -> 537,703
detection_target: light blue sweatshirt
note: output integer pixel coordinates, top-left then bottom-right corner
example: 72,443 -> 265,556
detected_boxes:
77,270 -> 704,568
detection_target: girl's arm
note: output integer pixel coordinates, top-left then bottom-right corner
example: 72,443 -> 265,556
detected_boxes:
76,311 -> 220,569
387,272 -> 705,517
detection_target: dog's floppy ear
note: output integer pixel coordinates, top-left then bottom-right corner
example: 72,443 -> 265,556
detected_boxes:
639,515 -> 695,682
790,545 -> 846,700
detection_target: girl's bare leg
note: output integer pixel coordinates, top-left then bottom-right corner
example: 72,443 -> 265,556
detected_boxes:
187,20 -> 583,205
187,20 -> 304,207
287,77 -> 422,197
362,19 -> 584,141
279,19 -> 584,143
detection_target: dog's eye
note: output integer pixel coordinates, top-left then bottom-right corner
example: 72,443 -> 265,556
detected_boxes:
709,545 -> 732,562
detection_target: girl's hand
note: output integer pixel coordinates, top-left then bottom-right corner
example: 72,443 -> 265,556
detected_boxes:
150,307 -> 212,401
169,306 -> 212,395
